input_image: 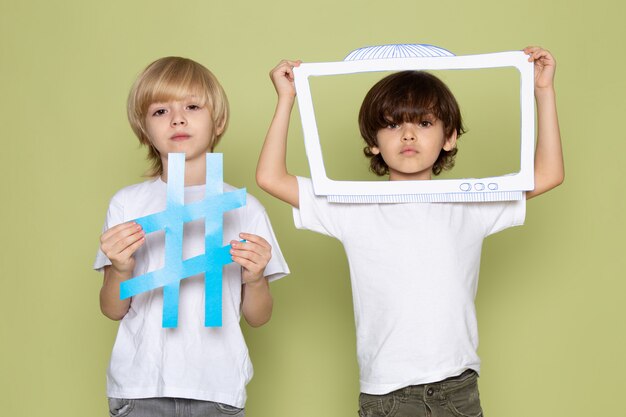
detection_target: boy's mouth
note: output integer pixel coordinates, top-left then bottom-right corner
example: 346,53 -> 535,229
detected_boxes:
171,133 -> 191,141
400,147 -> 417,155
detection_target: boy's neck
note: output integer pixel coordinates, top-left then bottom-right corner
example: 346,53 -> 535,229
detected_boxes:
160,155 -> 209,186
388,171 -> 433,181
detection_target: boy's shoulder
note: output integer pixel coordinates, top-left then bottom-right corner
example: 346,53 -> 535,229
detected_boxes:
109,178 -> 162,205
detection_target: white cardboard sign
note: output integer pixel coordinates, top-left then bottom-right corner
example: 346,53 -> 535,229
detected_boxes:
293,44 -> 535,203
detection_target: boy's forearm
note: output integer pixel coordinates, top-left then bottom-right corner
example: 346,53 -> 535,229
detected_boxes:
99,266 -> 132,320
256,96 -> 300,207
241,278 -> 273,327
527,86 -> 564,199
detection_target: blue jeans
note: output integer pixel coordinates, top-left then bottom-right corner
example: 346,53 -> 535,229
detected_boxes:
358,370 -> 483,417
108,397 -> 244,417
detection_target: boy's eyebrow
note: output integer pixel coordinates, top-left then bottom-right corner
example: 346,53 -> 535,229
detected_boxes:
179,94 -> 201,101
149,95 -> 203,106
385,112 -> 438,121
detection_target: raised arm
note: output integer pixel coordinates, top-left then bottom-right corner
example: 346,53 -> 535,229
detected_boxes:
524,46 -> 564,200
256,60 -> 302,208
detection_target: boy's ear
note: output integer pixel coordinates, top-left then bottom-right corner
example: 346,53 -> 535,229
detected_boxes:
442,130 -> 458,151
370,146 -> 380,155
215,119 -> 226,137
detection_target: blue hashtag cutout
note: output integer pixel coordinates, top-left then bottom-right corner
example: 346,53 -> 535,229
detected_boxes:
120,153 -> 246,328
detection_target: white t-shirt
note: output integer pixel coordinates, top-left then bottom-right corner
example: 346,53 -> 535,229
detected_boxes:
93,178 -> 289,408
293,177 -> 525,395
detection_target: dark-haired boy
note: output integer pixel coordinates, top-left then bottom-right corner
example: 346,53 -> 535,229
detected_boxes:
257,47 -> 562,416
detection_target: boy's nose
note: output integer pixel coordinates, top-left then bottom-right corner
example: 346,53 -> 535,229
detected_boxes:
402,130 -> 416,142
400,124 -> 417,142
171,114 -> 186,126
170,107 -> 187,126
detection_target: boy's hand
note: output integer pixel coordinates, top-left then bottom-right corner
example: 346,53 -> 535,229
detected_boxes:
230,233 -> 272,285
523,46 -> 556,90
269,59 -> 302,99
100,222 -> 145,275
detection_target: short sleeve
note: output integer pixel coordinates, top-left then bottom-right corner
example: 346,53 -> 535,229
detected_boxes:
248,206 -> 290,282
292,177 -> 343,239
93,193 -> 125,272
477,198 -> 526,237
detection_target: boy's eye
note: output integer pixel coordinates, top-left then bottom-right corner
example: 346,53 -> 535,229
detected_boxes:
419,120 -> 433,127
387,123 -> 399,129
186,104 -> 202,111
152,109 -> 167,116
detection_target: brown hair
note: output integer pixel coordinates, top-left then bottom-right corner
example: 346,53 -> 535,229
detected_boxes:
127,57 -> 229,176
358,71 -> 465,176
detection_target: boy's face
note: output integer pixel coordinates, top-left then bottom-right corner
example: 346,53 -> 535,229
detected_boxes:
144,95 -> 223,167
370,115 -> 456,181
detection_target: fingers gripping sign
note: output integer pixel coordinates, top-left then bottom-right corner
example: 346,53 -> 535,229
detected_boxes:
270,59 -> 302,99
230,233 -> 272,284
100,222 -> 145,274
523,46 -> 556,89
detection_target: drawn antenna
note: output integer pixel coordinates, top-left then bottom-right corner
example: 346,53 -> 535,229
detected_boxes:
344,44 -> 455,61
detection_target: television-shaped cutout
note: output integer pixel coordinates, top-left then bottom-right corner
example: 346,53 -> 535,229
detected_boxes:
293,44 -> 535,203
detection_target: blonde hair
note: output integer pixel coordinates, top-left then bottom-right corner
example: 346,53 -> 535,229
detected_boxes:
127,57 -> 229,176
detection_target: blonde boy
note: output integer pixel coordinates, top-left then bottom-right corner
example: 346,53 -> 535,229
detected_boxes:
95,57 -> 289,416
